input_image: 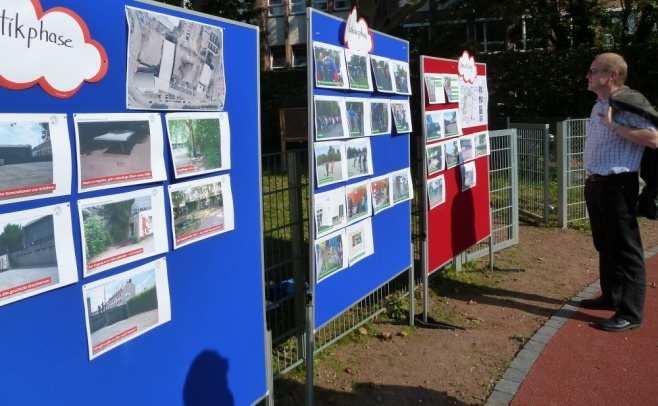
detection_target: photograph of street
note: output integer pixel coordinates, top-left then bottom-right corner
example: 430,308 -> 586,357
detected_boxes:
444,139 -> 461,168
167,112 -> 230,177
83,259 -> 170,360
426,143 -> 444,175
126,7 -> 226,110
313,42 -> 347,89
425,111 -> 443,141
443,109 -> 460,137
314,141 -> 345,187
370,176 -> 391,214
346,218 -> 374,266
475,132 -> 489,157
459,135 -> 475,163
345,138 -> 372,179
428,175 -> 446,209
346,100 -> 366,137
370,101 -> 390,135
391,101 -> 412,133
314,187 -> 346,238
315,230 -> 346,282
76,117 -> 154,190
391,169 -> 412,204
0,213 -> 58,304
170,177 -> 231,247
460,161 -> 477,191
346,181 -> 371,224
81,191 -> 162,275
371,56 -> 393,92
392,61 -> 410,94
0,120 -> 54,200
315,98 -> 347,140
345,50 -> 372,91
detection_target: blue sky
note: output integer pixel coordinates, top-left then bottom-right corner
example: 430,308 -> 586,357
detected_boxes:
0,122 -> 47,147
87,268 -> 157,311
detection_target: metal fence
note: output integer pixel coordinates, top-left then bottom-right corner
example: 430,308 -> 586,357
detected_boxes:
557,119 -> 589,227
511,123 -> 551,224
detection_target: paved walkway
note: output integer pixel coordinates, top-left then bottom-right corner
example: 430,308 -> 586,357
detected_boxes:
488,248 -> 658,406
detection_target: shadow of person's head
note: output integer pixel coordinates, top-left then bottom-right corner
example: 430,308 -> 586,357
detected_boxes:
183,350 -> 234,406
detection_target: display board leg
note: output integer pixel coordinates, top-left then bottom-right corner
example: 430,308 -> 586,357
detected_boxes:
265,329 -> 275,406
304,295 -> 315,406
408,244 -> 415,327
488,234 -> 495,272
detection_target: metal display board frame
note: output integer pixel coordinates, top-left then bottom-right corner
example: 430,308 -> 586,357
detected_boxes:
419,55 -> 493,323
304,8 -> 415,405
0,1 -> 270,405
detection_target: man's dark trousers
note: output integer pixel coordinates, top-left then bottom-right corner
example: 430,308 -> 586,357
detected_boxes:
585,172 -> 646,323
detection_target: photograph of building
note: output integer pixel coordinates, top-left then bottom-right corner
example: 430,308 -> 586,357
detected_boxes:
171,180 -> 226,244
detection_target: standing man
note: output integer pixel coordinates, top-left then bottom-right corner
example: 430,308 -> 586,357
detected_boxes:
580,53 -> 658,332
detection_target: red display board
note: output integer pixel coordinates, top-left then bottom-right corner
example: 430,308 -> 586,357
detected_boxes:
421,56 -> 491,274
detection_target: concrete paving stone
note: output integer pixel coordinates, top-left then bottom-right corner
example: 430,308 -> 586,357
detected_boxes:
523,339 -> 546,354
485,389 -> 515,406
545,317 -> 566,329
495,379 -> 521,395
502,367 -> 528,383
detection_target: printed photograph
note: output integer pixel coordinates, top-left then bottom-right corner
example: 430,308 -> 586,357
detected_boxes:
370,175 -> 391,214
345,50 -> 373,91
391,101 -> 412,134
370,101 -> 390,135
313,42 -> 348,89
314,141 -> 345,187
460,161 -> 477,191
427,175 -> 446,209
0,119 -> 54,201
444,139 -> 461,168
345,138 -> 373,180
442,109 -> 461,138
346,218 -> 374,266
83,259 -> 170,360
390,169 -> 412,204
425,111 -> 443,142
80,188 -> 168,275
444,75 -> 461,103
459,135 -> 475,163
126,7 -> 226,110
76,115 -> 161,191
424,75 -> 446,104
166,112 -> 230,178
426,143 -> 444,175
315,98 -> 347,140
314,187 -> 346,238
370,56 -> 394,93
170,175 -> 234,248
475,132 -> 490,157
346,100 -> 366,138
346,181 -> 372,225
315,230 -> 346,282
391,61 -> 411,95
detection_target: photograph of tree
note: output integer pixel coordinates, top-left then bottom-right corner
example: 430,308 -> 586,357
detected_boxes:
390,168 -> 413,204
346,180 -> 372,225
0,204 -> 77,308
370,175 -> 391,214
425,111 -> 443,142
79,187 -> 168,276
314,141 -> 345,187
426,143 -> 444,175
442,109 -> 461,138
444,139 -> 461,168
169,174 -> 235,249
474,132 -> 490,157
314,187 -> 346,238
83,259 -> 171,360
126,7 -> 226,111
166,112 -> 231,178
346,100 -> 367,138
391,101 -> 412,134
370,56 -> 394,93
75,113 -> 166,192
313,42 -> 348,89
315,97 -> 347,140
345,49 -> 373,91
460,161 -> 477,191
428,175 -> 446,209
391,60 -> 411,95
345,138 -> 373,180
459,135 -> 475,163
315,229 -> 347,282
370,100 -> 390,135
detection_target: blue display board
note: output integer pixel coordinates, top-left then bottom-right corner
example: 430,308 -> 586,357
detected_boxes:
0,1 -> 268,405
308,9 -> 412,330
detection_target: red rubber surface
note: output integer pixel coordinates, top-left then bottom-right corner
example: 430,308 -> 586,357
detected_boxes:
512,254 -> 658,406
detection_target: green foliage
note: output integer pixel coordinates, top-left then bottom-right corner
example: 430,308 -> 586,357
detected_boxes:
383,292 -> 407,321
102,200 -> 135,244
154,0 -> 256,21
127,287 -> 158,316
0,224 -> 23,253
84,215 -> 110,260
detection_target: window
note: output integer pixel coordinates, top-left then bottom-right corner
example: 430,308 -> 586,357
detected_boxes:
333,0 -> 350,11
270,45 -> 287,69
268,0 -> 284,16
290,0 -> 305,15
311,0 -> 328,10
292,44 -> 307,67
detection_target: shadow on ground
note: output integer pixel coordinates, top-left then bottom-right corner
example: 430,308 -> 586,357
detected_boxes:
275,378 -> 478,406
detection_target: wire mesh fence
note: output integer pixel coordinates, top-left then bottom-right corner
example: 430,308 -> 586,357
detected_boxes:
557,119 -> 589,227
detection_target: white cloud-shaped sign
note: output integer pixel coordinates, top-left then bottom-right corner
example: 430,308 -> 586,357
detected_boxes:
343,8 -> 373,53
0,0 -> 108,98
458,50 -> 477,84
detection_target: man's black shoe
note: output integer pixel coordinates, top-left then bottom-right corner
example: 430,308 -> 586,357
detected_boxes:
595,316 -> 641,332
578,297 -> 616,310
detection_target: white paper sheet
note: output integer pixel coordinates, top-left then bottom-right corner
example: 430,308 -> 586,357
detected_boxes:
459,135 -> 475,163
391,100 -> 413,134
390,60 -> 411,95
346,217 -> 374,266
314,140 -> 347,188
443,138 -> 461,169
345,137 -> 373,180
426,143 -> 445,176
313,41 -> 349,90
459,75 -> 489,128
346,179 -> 372,225
315,229 -> 348,283
370,55 -> 395,93
314,95 -> 349,141
344,49 -> 374,92
389,167 -> 413,205
369,174 -> 392,214
474,131 -> 490,157
345,98 -> 371,138
314,186 -> 347,238
369,99 -> 391,136
424,110 -> 444,142
460,161 -> 477,191
427,174 -> 446,209
424,74 -> 446,104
